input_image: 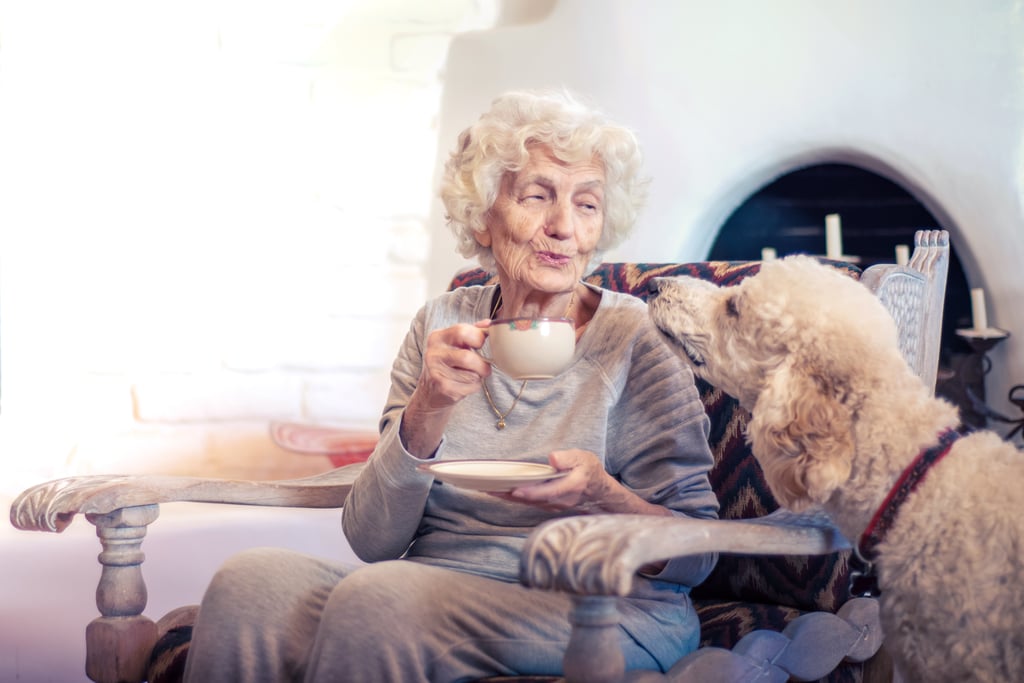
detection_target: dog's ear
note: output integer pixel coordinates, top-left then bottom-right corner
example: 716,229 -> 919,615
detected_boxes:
747,359 -> 855,510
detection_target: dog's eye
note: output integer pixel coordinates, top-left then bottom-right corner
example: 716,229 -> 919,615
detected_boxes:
725,295 -> 739,318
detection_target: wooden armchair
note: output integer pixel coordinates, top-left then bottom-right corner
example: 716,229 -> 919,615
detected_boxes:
10,230 -> 950,683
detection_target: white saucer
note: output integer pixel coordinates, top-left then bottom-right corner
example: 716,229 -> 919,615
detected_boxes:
420,460 -> 568,492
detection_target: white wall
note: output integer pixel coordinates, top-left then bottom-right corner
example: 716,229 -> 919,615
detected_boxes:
428,0 -> 1024,417
0,1 -> 500,491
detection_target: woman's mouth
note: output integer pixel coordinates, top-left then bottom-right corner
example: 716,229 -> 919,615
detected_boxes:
537,251 -> 571,266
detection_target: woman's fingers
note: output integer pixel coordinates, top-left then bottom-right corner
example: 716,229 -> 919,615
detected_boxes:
503,450 -> 606,511
420,323 -> 493,405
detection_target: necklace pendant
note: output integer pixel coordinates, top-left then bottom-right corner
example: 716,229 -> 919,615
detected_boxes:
496,418 -> 506,430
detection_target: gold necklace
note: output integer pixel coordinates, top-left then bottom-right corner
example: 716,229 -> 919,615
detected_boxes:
481,286 -> 576,430
481,378 -> 528,430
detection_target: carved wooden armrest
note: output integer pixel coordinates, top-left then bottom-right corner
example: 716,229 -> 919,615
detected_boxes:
520,510 -> 877,683
521,508 -> 849,596
11,464 -> 364,533
9,464 -> 364,683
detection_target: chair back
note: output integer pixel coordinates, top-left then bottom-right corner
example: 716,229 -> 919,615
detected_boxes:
859,230 -> 949,391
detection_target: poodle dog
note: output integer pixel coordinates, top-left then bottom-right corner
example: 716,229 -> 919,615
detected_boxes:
647,255 -> 1023,683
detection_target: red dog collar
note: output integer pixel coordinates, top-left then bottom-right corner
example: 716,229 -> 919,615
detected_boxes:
857,428 -> 962,562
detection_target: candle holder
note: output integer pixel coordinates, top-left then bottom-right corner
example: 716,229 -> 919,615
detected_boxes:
951,328 -> 1022,440
955,327 -> 1010,353
995,385 -> 1024,441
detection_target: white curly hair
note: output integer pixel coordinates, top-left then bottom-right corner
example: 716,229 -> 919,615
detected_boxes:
440,89 -> 648,274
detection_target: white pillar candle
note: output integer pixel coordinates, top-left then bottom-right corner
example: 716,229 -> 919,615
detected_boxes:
895,244 -> 910,266
761,247 -> 777,261
970,287 -> 988,331
825,213 -> 843,259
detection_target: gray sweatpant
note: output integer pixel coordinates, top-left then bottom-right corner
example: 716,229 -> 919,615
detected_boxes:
181,547 -> 661,682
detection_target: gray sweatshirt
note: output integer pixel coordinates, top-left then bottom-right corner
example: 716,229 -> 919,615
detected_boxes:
343,283 -> 719,596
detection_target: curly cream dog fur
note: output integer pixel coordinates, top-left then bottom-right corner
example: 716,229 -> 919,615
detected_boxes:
647,255 -> 1023,683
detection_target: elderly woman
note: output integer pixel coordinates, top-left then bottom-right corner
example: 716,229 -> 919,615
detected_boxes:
183,90 -> 718,682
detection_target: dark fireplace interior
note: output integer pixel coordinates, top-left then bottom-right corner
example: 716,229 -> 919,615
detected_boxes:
707,163 -> 986,428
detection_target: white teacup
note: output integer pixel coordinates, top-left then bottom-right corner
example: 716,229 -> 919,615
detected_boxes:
483,317 -> 576,380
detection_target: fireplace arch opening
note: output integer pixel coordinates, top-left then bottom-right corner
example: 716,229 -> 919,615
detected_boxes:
707,162 -> 980,425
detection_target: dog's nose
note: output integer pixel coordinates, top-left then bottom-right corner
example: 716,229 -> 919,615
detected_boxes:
647,278 -> 661,298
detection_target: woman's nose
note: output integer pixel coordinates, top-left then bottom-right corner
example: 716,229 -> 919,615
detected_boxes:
544,202 -> 575,239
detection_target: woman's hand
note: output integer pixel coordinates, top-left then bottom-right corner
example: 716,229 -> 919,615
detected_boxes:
401,321 -> 492,458
500,449 -> 673,576
501,450 -> 675,517
503,450 -> 609,511
418,321 -> 493,409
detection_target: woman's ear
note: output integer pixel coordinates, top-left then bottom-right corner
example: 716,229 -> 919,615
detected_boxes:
473,227 -> 492,247
747,359 -> 854,510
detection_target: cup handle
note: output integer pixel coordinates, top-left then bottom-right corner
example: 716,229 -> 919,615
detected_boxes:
475,326 -> 494,365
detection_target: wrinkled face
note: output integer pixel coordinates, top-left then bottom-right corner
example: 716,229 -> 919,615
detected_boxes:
478,144 -> 605,294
